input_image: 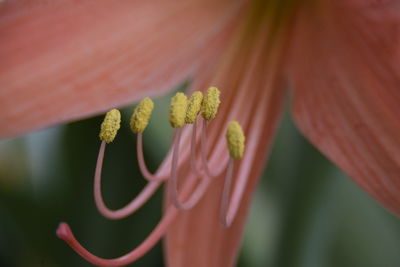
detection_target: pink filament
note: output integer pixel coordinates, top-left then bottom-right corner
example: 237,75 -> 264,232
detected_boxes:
170,128 -> 211,210
137,133 -> 170,182
57,139 -> 206,266
190,119 -> 203,177
94,141 -> 161,220
201,119 -> 229,178
58,69 -> 262,265
220,158 -> 236,227
58,124 -> 222,265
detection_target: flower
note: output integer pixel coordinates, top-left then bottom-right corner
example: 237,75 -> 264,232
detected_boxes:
1,0 -> 400,266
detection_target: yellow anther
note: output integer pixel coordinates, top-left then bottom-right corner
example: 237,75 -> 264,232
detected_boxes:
226,121 -> 245,159
99,109 -> 121,143
169,92 -> 188,128
130,97 -> 154,133
202,86 -> 221,121
185,91 -> 203,124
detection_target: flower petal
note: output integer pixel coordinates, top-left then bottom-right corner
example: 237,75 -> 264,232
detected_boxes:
163,10 -> 290,266
289,1 -> 400,215
0,0 -> 237,138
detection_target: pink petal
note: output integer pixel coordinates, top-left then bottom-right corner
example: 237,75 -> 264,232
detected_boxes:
289,0 -> 400,215
163,14 -> 290,266
0,0 -> 238,138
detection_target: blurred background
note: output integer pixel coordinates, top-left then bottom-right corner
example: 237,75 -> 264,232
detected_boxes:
0,89 -> 399,267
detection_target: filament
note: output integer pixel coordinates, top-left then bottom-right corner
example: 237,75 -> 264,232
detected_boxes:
190,119 -> 203,177
94,141 -> 161,220
170,128 -> 211,210
137,133 -> 170,182
58,149 -> 204,266
220,158 -> 236,227
201,119 -> 229,178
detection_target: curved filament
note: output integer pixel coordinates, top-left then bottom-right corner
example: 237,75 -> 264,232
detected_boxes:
58,144 -> 205,266
94,141 -> 162,220
137,133 -> 170,182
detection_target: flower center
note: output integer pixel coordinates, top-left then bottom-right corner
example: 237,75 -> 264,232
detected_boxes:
56,86 -> 246,266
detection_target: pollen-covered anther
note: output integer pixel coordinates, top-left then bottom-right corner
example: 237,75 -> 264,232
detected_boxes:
130,97 -> 154,133
99,109 -> 121,143
185,91 -> 203,124
202,86 -> 221,121
169,92 -> 188,128
226,121 -> 245,159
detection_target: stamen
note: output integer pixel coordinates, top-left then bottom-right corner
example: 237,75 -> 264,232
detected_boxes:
131,97 -> 171,182
190,119 -> 202,176
137,133 -> 169,182
220,121 -> 246,227
185,91 -> 203,124
169,92 -> 188,128
200,119 -> 229,178
170,129 -> 211,210
220,158 -> 235,227
200,119 -> 217,178
58,152 -> 205,266
94,141 -> 162,220
99,109 -> 121,143
226,121 -> 245,159
201,86 -> 221,121
191,117 -> 229,180
130,97 -> 154,133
